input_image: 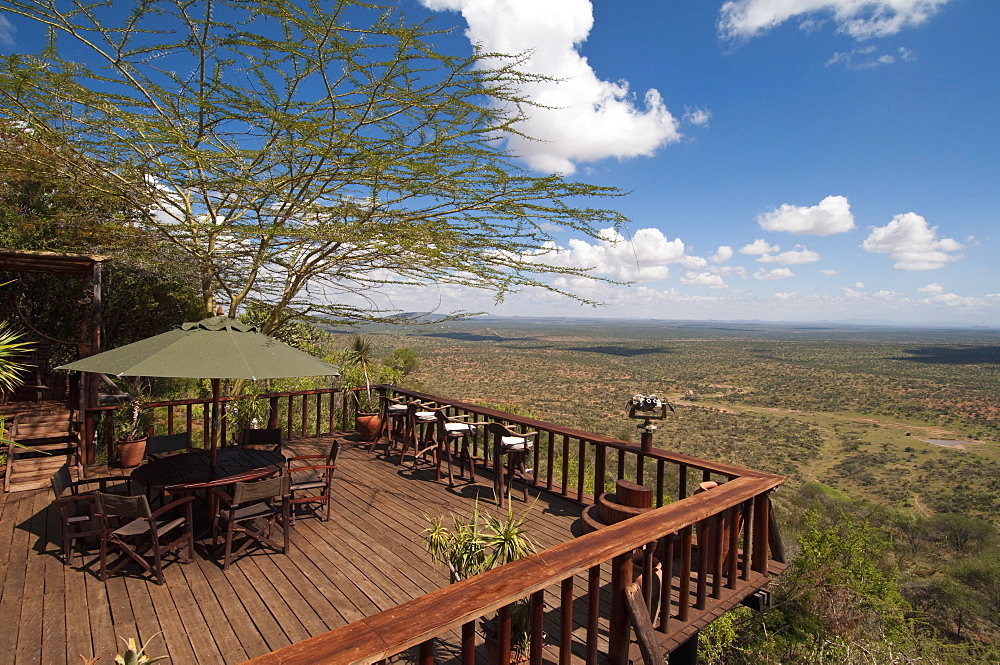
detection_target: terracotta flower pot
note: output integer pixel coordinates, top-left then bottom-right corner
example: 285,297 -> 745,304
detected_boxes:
355,413 -> 383,442
116,437 -> 147,468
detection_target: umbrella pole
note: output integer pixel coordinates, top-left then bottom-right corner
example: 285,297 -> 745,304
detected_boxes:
210,378 -> 221,468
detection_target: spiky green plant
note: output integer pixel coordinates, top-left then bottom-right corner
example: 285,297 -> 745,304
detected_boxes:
0,321 -> 33,394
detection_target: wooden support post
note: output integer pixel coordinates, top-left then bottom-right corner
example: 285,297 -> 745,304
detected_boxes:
560,577 -> 574,665
461,621 -> 476,665
625,583 -> 665,665
678,526 -> 692,622
593,443 -> 606,498
268,395 -> 279,430
609,552 -> 633,665
587,565 -> 600,665
752,493 -> 770,574
418,639 -> 434,665
530,590 -> 544,665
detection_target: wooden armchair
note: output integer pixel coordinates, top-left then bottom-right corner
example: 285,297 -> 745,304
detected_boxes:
94,491 -> 195,585
211,473 -> 291,570
49,464 -> 131,566
146,432 -> 193,461
287,441 -> 340,522
238,427 -> 283,453
486,422 -> 538,508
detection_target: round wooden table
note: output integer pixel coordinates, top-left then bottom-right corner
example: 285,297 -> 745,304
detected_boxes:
131,446 -> 285,494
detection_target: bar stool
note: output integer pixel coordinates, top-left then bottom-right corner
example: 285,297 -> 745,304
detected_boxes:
435,410 -> 487,486
487,422 -> 538,507
399,402 -> 439,469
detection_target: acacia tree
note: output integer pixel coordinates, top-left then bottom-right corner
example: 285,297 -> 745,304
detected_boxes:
0,0 -> 626,334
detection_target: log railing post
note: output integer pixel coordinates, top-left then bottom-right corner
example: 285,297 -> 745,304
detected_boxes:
608,552 -> 633,665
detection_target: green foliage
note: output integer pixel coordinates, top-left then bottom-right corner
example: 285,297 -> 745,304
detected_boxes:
109,378 -> 153,443
0,0 -> 627,328
0,319 -> 32,393
225,384 -> 270,444
384,347 -> 420,376
423,501 -> 535,583
337,334 -> 403,413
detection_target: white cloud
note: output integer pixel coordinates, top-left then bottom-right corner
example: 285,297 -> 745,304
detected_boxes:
420,0 -> 681,174
681,272 -> 729,288
683,107 -> 712,127
757,246 -> 821,265
718,0 -> 953,42
740,239 -> 780,255
757,195 -> 855,235
861,212 -> 963,270
826,45 -> 907,69
922,292 -> 985,308
754,267 -> 795,280
0,16 -> 13,47
531,226 -> 686,282
819,269 -> 838,276
854,282 -> 865,289
918,283 -> 944,294
710,246 -> 734,263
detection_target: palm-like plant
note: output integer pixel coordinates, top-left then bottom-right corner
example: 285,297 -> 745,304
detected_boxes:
344,333 -> 375,411
0,320 -> 33,394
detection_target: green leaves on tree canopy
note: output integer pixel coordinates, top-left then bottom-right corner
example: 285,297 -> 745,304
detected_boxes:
0,0 -> 629,332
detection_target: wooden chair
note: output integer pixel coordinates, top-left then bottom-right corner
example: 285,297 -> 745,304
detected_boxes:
435,410 -> 487,487
211,473 -> 291,570
49,464 -> 131,566
239,427 -> 282,453
146,432 -> 193,461
94,491 -> 195,585
287,441 -> 340,522
487,422 -> 538,508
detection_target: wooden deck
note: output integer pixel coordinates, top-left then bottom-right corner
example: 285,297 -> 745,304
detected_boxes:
0,434 -> 592,665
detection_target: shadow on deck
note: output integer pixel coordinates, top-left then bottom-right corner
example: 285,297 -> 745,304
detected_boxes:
0,432 -> 782,665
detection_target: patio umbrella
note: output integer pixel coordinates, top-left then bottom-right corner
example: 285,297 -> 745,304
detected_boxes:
57,316 -> 340,466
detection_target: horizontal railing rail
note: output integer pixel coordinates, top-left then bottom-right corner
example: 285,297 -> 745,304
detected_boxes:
246,474 -> 784,665
352,386 -> 781,509
80,387 -> 340,465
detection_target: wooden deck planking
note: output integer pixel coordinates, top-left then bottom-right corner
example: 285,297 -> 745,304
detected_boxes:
0,433 -> 776,665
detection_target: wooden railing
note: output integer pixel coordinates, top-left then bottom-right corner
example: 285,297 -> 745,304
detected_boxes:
347,386 -> 776,506
84,384 -> 785,663
247,474 -> 783,665
80,387 -> 340,465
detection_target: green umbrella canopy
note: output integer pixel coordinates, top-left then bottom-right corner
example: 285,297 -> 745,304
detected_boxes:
58,316 -> 340,380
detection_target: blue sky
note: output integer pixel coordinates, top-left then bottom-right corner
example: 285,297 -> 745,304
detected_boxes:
404,0 -> 1000,325
1,1 -> 996,326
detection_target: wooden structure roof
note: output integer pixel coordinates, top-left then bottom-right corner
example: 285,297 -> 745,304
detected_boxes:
0,248 -> 106,275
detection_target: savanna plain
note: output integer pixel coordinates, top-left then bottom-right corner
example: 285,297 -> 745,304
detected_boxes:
346,317 -> 1000,662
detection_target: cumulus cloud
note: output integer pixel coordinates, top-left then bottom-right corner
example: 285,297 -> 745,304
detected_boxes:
681,272 -> 728,288
710,246 -> 734,263
819,269 -> 838,276
918,283 -> 944,294
531,227 -> 686,282
861,212 -> 963,270
420,0 -> 681,174
756,246 -> 821,265
718,0 -> 953,42
757,195 -> 855,235
754,267 -> 795,280
740,239 -> 780,255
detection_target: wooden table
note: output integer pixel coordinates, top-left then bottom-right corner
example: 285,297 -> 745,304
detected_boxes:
131,447 -> 285,493
132,447 -> 285,531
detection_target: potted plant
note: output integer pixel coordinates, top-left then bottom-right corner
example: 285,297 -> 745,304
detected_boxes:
424,502 -> 537,663
340,334 -> 401,442
111,379 -> 153,468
